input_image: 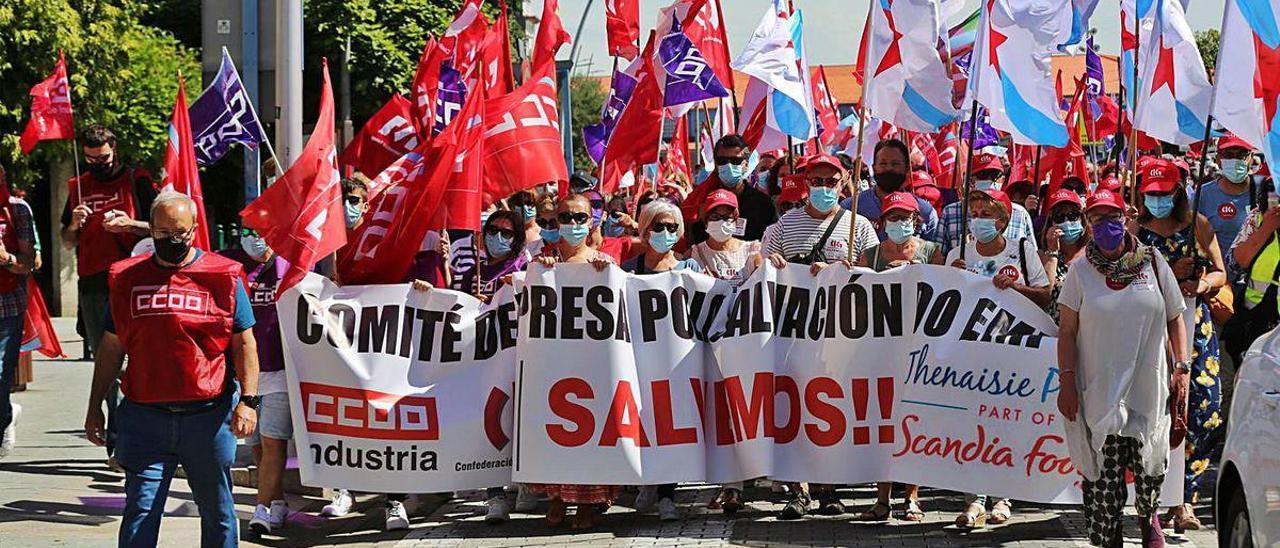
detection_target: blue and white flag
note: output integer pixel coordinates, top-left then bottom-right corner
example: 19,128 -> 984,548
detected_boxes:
189,48 -> 266,165
657,13 -> 729,108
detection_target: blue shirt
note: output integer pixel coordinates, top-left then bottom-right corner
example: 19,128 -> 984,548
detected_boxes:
1195,180 -> 1252,261
840,189 -> 939,242
103,250 -> 255,334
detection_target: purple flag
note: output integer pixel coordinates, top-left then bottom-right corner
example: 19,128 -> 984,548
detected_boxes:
583,64 -> 639,164
961,105 -> 999,149
657,14 -> 728,108
1085,37 -> 1104,118
433,63 -> 467,137
189,49 -> 266,165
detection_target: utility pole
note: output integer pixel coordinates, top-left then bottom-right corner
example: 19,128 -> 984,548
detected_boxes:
242,0 -> 261,201
275,0 -> 304,167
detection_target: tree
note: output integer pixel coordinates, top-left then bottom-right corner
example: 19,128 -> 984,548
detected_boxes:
570,76 -> 606,171
0,0 -> 199,187
1195,29 -> 1220,75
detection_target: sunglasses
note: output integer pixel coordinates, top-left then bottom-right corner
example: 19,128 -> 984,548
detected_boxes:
807,176 -> 841,188
649,222 -> 680,234
239,228 -> 260,238
557,211 -> 591,225
705,212 -> 737,222
485,226 -> 515,239
345,195 -> 366,206
84,152 -> 113,164
715,156 -> 748,166
535,217 -> 559,229
1051,211 -> 1082,223
779,201 -> 805,212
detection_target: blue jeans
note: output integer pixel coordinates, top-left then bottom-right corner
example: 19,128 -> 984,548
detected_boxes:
0,313 -> 27,436
115,389 -> 238,548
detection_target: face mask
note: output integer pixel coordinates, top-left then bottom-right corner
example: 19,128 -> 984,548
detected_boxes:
520,205 -> 536,222
1143,194 -> 1175,218
1057,220 -> 1084,243
970,217 -> 1001,243
809,187 -> 839,213
153,235 -> 192,264
540,227 -> 561,244
1092,218 -> 1127,251
707,220 -> 736,242
718,164 -> 747,187
484,233 -> 513,259
875,172 -> 907,193
1220,158 -> 1250,183
559,223 -> 590,247
87,162 -> 116,181
344,202 -> 363,229
974,179 -> 999,191
885,219 -> 915,244
602,218 -> 626,238
240,235 -> 269,259
648,230 -> 679,253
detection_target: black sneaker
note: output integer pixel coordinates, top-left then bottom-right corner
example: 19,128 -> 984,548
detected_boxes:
816,496 -> 845,516
778,495 -> 810,520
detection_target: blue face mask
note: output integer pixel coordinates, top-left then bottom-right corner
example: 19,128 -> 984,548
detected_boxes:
559,223 -> 590,247
885,219 -> 915,244
808,187 -> 839,213
540,227 -> 561,244
1220,158 -> 1250,183
1144,194 -> 1175,218
1057,220 -> 1084,243
344,202 -> 363,229
602,217 -> 626,238
484,233 -> 513,259
240,235 -> 269,259
648,230 -> 679,253
974,179 -> 999,191
970,217 -> 1001,243
520,205 -> 536,222
718,164 -> 747,187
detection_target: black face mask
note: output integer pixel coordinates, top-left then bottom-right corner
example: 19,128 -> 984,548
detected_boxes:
153,236 -> 192,264
87,162 -> 117,181
875,172 -> 907,192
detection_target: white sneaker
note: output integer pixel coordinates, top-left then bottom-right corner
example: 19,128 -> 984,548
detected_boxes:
514,485 -> 538,512
484,496 -> 510,523
657,498 -> 681,521
384,500 -> 410,530
269,499 -> 288,528
320,489 -> 353,518
635,485 -> 659,512
0,403 -> 20,458
249,504 -> 273,534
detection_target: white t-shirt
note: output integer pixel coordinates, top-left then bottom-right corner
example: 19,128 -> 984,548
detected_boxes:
1056,251 -> 1186,481
762,209 -> 879,263
944,237 -> 1050,288
690,240 -> 762,286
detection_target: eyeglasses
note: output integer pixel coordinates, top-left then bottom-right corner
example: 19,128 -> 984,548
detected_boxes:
608,210 -> 626,219
557,211 -> 591,225
345,195 -> 366,206
705,211 -> 737,222
807,176 -> 841,188
84,152 -> 113,164
239,227 -> 259,238
649,222 -> 680,234
1051,211 -> 1082,223
485,226 -> 516,239
779,201 -> 805,212
715,156 -> 748,166
152,227 -> 196,241
1088,213 -> 1124,224
535,217 -> 559,229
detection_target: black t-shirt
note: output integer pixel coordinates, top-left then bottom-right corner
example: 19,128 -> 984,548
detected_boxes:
61,167 -> 158,292
687,180 -> 777,245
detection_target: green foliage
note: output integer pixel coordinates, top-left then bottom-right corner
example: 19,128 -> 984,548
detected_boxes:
570,76 -> 606,171
0,0 -> 199,187
1195,29 -> 1220,74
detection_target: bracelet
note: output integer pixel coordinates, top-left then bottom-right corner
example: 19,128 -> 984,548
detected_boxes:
1058,369 -> 1076,377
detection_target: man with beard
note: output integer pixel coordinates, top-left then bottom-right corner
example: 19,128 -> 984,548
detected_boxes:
840,139 -> 939,241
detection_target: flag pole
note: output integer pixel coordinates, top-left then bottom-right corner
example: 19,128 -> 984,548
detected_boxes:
60,50 -> 85,206
846,0 -> 877,262
223,47 -> 284,176
711,0 -> 740,116
1189,0 -> 1230,262
958,0 -> 992,263
1126,5 -> 1142,205
1032,145 -> 1043,188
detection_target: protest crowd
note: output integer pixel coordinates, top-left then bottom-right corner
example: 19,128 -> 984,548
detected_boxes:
1,0 -> 1275,547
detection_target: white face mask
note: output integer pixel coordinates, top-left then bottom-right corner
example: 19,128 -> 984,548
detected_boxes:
707,220 -> 736,242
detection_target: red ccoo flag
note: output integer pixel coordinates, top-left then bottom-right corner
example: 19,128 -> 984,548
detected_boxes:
682,0 -> 735,95
606,0 -> 641,59
161,74 -> 211,250
531,0 -> 571,71
21,278 -> 64,358
482,2 -> 517,95
19,51 -> 75,155
433,84 -> 486,231
338,94 -> 418,179
660,114 -> 692,185
240,59 -> 345,297
479,61 -> 568,206
601,33 -> 663,194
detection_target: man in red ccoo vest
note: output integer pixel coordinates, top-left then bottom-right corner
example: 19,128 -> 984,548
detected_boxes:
83,191 -> 259,547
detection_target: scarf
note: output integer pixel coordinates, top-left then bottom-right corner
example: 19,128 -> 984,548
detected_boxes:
1085,234 -> 1154,286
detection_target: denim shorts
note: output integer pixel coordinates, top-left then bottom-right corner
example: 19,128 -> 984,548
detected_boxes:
248,392 -> 292,445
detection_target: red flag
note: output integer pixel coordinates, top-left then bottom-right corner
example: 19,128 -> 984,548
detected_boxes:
532,0 -> 571,71
162,75 -> 211,251
606,0 -> 641,59
480,62 -> 569,205
1044,80 -> 1090,195
660,114 -> 692,185
440,0 -> 491,82
601,34 -> 663,194
683,0 -> 735,94
20,278 -> 64,358
1094,95 -> 1119,139
481,3 -> 517,94
811,66 -> 840,145
433,87 -> 486,231
240,60 -> 345,296
338,94 -> 418,179
410,39 -> 444,137
19,51 -> 74,155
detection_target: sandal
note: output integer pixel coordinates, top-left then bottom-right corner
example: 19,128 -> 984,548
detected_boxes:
901,499 -> 925,522
571,504 -> 597,530
955,502 -> 987,529
1171,504 -> 1202,533
546,498 -> 567,527
989,499 -> 1012,525
718,489 -> 743,515
857,501 -> 891,521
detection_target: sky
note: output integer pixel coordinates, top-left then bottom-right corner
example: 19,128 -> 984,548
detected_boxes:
544,0 -> 1226,76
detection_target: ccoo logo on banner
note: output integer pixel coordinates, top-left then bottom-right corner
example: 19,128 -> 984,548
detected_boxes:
280,265 -> 1180,504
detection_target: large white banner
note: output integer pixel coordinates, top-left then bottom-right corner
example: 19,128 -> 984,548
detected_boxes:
281,265 -> 1180,504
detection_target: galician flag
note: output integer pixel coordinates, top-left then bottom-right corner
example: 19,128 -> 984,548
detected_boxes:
1132,0 -> 1212,145
733,0 -> 816,151
1212,0 -> 1278,159
968,0 -> 1072,146
863,0 -> 959,133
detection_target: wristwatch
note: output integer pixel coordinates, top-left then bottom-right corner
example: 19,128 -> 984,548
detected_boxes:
239,394 -> 262,410
1173,360 -> 1192,372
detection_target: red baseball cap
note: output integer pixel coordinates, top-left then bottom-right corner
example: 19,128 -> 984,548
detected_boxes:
910,170 -> 935,189
1096,175 -> 1123,193
702,188 -> 739,214
972,153 -> 1004,174
778,174 -> 807,202
969,188 -> 1013,215
1139,158 -> 1181,193
805,153 -> 846,173
1046,188 -> 1083,211
1217,134 -> 1253,152
882,191 -> 919,215
1086,188 -> 1126,212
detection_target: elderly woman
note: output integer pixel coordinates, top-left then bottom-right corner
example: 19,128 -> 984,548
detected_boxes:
689,189 -> 761,287
946,188 -> 1051,528
857,191 -> 943,271
1132,159 -> 1226,532
1040,189 -> 1089,323
1058,188 -> 1190,548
